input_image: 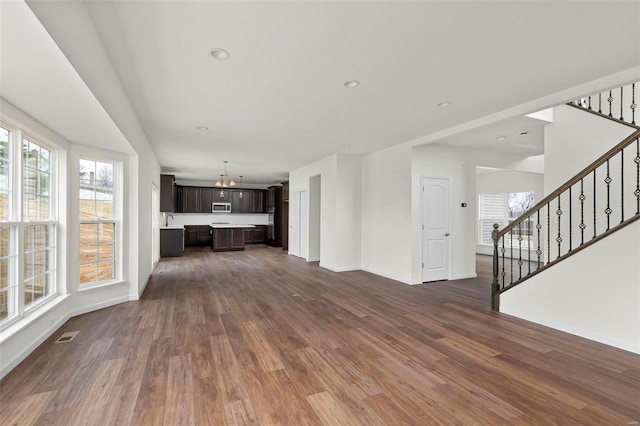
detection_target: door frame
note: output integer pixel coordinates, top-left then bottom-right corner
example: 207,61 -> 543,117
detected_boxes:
421,175 -> 452,282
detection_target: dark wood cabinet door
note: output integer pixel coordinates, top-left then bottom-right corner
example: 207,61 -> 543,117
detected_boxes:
254,191 -> 266,213
231,190 -> 243,213
213,228 -> 230,250
184,227 -> 199,246
231,228 -> 245,249
175,186 -> 184,212
200,188 -> 213,213
254,226 -> 266,243
160,174 -> 175,212
213,189 -> 229,202
282,181 -> 289,202
267,188 -> 275,209
184,187 -> 200,213
243,228 -> 254,243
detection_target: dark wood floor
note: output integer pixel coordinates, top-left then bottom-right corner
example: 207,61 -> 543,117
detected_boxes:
1,247 -> 639,425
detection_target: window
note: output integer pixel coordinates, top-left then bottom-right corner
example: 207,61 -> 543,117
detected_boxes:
1,123 -> 57,326
79,159 -> 116,286
478,191 -> 535,248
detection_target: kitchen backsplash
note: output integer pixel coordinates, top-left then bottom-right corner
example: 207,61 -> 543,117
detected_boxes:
165,213 -> 269,226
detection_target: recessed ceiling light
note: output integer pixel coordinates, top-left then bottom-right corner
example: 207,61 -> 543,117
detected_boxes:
436,102 -> 450,108
196,126 -> 208,131
519,130 -> 529,136
342,144 -> 351,148
210,48 -> 231,60
344,80 -> 360,88
496,136 -> 506,141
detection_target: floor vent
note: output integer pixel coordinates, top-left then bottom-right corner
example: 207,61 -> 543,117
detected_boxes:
55,331 -> 79,344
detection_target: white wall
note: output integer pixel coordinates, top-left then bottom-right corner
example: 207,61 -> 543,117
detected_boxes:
308,175 -> 321,262
336,155 -> 362,271
501,220 -> 640,354
361,144 -> 413,283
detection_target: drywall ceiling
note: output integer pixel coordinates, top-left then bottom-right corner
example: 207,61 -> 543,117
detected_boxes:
0,1 -> 134,154
442,116 -> 546,157
23,1 -> 640,183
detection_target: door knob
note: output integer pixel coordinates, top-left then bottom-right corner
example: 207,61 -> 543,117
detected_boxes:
444,233 -> 450,236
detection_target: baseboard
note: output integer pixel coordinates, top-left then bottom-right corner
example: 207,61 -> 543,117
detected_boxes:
360,267 -> 413,285
318,263 -> 361,273
500,310 -> 640,355
0,311 -> 71,380
132,274 -> 152,300
69,295 -> 130,317
451,273 -> 477,280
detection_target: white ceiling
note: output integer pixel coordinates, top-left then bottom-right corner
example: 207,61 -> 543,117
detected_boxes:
0,1 -> 134,154
10,1 -> 640,184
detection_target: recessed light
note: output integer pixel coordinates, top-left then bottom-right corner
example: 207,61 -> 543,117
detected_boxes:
342,144 -> 351,148
519,130 -> 529,136
436,102 -> 450,108
210,48 -> 231,60
496,136 -> 506,141
344,80 -> 360,88
196,126 -> 208,131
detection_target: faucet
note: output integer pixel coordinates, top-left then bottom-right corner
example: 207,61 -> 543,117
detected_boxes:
165,213 -> 174,226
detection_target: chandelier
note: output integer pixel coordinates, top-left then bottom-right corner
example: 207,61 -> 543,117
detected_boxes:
215,161 -> 236,187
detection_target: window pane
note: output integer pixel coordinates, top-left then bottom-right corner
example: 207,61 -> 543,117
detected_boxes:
79,159 -> 114,220
0,127 -> 9,221
23,140 -> 52,221
80,263 -> 97,285
80,244 -> 98,263
80,223 -> 98,244
0,227 -> 8,258
98,242 -> 114,261
97,261 -> 114,281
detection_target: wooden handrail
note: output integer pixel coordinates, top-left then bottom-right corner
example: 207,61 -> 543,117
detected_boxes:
497,128 -> 640,238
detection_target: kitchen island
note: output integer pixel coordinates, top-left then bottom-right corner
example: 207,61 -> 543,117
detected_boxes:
210,224 -> 255,252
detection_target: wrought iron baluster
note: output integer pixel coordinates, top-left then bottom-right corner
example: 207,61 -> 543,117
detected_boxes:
517,222 -> 522,280
510,229 -> 513,285
608,90 -> 613,117
636,138 -> 640,215
588,95 -> 592,110
620,86 -> 624,121
579,178 -> 585,245
605,159 -> 612,231
547,203 -> 551,264
621,148 -> 624,223
568,187 -> 572,251
527,217 -> 531,275
632,83 -> 636,125
556,195 -> 562,259
598,93 -> 602,113
536,209 -> 541,269
501,235 -> 506,288
593,169 -> 597,238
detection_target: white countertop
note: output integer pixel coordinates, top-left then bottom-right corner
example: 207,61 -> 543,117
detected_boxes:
160,225 -> 185,230
209,224 -> 256,229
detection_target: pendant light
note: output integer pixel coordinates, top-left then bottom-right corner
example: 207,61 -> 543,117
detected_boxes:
239,176 -> 243,199
215,161 -> 236,187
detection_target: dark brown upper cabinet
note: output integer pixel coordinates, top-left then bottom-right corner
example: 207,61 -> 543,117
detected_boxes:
160,174 -> 175,212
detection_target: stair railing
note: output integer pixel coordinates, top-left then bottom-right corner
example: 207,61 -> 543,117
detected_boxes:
491,128 -> 640,310
568,82 -> 639,129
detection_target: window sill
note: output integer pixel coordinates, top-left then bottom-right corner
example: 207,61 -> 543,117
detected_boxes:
77,279 -> 126,293
0,294 -> 70,343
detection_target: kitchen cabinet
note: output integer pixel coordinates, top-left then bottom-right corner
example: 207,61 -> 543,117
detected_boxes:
243,225 -> 267,244
230,189 -> 267,214
160,228 -> 184,257
183,187 -> 200,212
267,186 -> 283,247
160,174 -> 175,212
213,188 -> 230,202
253,190 -> 266,213
184,225 -> 212,246
200,188 -> 213,213
211,227 -> 245,251
281,181 -> 289,202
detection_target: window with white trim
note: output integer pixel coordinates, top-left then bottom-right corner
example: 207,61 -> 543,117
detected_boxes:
79,159 -> 116,285
478,191 -> 535,248
1,123 -> 57,326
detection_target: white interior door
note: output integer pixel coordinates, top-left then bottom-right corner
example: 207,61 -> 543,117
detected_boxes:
422,177 -> 450,282
300,190 -> 309,260
151,184 -> 160,267
289,191 -> 300,256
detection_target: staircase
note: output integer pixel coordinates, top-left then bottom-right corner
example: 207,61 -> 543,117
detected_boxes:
491,82 -> 640,311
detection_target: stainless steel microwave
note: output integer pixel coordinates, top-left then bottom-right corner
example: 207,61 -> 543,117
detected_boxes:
212,202 -> 231,213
